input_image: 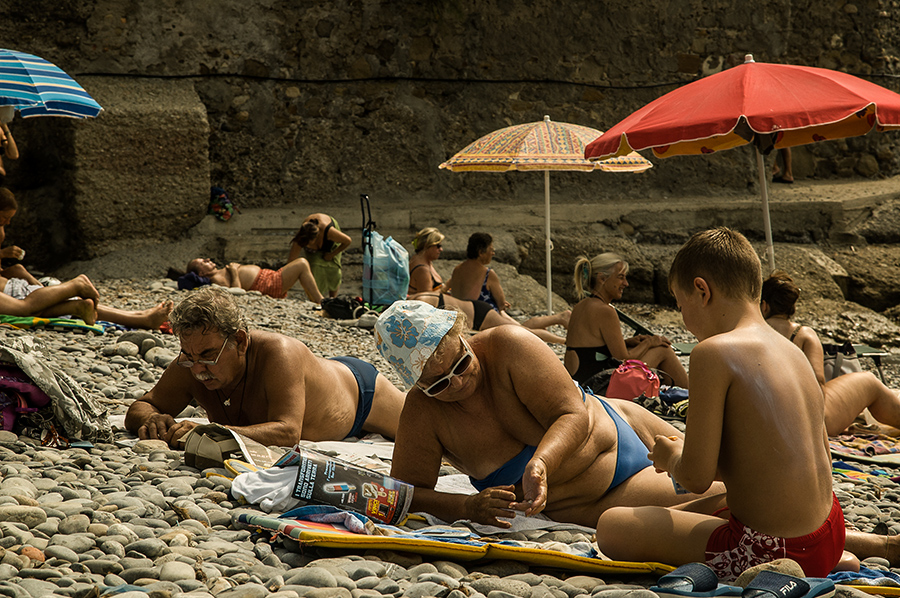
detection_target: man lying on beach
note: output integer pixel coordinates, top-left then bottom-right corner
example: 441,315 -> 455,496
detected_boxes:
595,227 -> 899,580
374,300 -> 724,529
186,257 -> 324,304
125,287 -> 405,448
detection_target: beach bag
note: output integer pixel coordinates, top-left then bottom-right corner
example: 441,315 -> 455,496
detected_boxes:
0,364 -> 52,432
361,194 -> 409,307
606,359 -> 660,400
823,341 -> 862,382
321,296 -> 366,320
208,186 -> 238,222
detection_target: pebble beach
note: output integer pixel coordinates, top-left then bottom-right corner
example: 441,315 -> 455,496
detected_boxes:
0,278 -> 897,598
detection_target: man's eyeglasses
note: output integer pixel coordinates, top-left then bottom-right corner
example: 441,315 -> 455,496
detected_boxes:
177,336 -> 230,368
418,339 -> 474,397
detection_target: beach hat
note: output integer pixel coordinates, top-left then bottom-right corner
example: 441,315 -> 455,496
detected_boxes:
374,300 -> 458,387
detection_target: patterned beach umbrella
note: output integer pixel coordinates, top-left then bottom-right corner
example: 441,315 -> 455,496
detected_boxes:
440,115 -> 652,313
0,49 -> 102,119
584,54 -> 900,271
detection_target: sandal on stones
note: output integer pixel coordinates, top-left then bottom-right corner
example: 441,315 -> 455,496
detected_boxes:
651,562 -> 742,598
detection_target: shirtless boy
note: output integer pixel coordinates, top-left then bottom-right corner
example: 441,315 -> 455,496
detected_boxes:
125,287 -> 405,447
595,227 -> 899,580
186,257 -> 323,304
375,300 -> 724,529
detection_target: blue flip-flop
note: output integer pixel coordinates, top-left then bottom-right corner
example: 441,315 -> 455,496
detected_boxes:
743,571 -> 835,598
652,563 -> 743,598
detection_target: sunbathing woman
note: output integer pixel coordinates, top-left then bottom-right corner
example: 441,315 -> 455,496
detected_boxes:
408,227 -> 445,295
762,270 -> 900,436
564,253 -> 689,388
289,213 -> 352,298
447,232 -> 510,311
409,291 -> 567,344
186,257 -> 324,304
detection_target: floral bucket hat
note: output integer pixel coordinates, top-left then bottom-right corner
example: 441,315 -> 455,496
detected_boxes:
374,300 -> 458,387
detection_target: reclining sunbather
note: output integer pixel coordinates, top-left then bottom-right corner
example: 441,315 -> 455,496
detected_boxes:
762,270 -> 900,436
375,300 -> 724,529
186,257 -> 324,304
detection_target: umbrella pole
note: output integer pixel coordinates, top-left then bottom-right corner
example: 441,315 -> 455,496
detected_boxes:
756,150 -> 776,273
545,170 -> 553,315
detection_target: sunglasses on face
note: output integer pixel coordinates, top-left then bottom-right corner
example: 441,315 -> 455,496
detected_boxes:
418,339 -> 475,397
177,336 -> 230,368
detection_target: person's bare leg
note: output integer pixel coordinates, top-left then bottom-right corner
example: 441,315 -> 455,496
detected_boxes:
5,275 -> 100,316
0,264 -> 40,286
644,345 -> 689,388
824,372 -> 900,436
596,505 -> 725,565
97,300 -> 173,329
482,311 -> 566,343
845,530 -> 900,566
38,299 -> 97,325
781,147 -> 793,181
280,258 -> 324,304
522,310 -> 571,330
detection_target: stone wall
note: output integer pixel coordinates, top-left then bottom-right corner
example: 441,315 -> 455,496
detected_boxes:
3,0 -> 900,269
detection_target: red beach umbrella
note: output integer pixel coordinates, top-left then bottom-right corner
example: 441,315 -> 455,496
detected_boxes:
584,54 -> 900,271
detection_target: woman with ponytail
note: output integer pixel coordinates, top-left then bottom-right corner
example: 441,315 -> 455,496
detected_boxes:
564,253 -> 688,388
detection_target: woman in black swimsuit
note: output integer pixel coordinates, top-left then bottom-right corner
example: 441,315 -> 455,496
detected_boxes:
763,270 -> 900,435
408,227 -> 445,295
564,253 -> 689,388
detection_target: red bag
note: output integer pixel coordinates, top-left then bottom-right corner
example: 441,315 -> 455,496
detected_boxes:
606,360 -> 660,400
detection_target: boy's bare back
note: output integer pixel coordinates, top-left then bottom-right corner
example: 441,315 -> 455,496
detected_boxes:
686,317 -> 833,537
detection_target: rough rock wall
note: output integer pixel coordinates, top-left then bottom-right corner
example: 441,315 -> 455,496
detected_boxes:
3,0 -> 900,268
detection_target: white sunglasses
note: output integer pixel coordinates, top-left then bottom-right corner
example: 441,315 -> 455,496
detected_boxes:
417,339 -> 475,397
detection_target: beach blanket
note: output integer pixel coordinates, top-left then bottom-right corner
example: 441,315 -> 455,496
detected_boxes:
235,506 -> 670,576
832,460 -> 900,484
0,314 -> 104,335
829,434 -> 900,465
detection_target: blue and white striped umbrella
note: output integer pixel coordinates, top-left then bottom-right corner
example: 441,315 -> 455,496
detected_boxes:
0,49 -> 102,119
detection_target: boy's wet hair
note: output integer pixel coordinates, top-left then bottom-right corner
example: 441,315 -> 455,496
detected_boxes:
761,270 -> 800,318
669,227 -> 762,301
170,287 -> 248,337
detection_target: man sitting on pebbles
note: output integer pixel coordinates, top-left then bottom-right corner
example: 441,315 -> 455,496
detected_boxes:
185,257 -> 324,304
375,300 -> 725,529
125,287 -> 405,448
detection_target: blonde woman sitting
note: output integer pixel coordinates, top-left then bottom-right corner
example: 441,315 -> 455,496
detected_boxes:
564,253 -> 688,388
408,227 -> 445,295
